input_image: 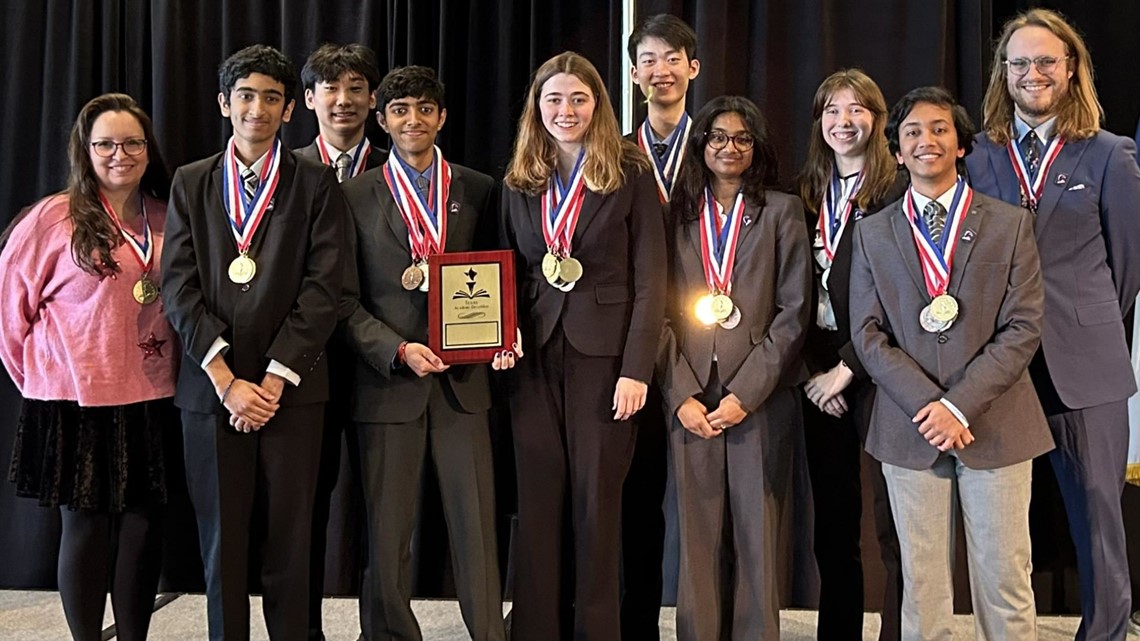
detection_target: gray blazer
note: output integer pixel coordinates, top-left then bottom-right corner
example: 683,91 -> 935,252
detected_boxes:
849,190 -> 1053,470
339,163 -> 498,423
661,192 -> 811,414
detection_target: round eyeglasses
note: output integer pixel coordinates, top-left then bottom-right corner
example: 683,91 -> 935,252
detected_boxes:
705,131 -> 755,151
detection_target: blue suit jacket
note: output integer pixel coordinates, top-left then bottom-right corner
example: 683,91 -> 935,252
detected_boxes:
966,130 -> 1140,409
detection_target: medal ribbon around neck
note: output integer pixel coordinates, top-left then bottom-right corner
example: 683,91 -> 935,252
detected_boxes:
817,169 -> 864,261
383,146 -> 452,261
699,187 -> 746,295
541,150 -> 587,257
905,179 -> 972,298
1006,132 -> 1064,212
98,192 -> 152,272
223,137 -> 282,254
637,113 -> 691,203
317,135 -> 372,179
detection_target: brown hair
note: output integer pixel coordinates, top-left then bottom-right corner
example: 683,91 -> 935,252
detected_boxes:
504,51 -> 647,195
66,93 -> 170,275
981,8 -> 1102,145
798,69 -> 897,215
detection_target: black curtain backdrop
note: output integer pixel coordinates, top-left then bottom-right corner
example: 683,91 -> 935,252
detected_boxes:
1,0 -> 1138,616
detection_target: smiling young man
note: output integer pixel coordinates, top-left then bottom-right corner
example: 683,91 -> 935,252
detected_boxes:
161,44 -> 345,641
966,11 -> 1140,640
298,43 -> 386,181
850,86 -> 1051,640
338,65 -> 507,641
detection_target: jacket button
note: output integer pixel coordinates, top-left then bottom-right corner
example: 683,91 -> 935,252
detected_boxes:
937,334 -> 948,344
241,283 -> 250,292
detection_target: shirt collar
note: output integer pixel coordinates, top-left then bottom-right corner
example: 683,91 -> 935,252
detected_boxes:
318,136 -> 354,163
648,115 -> 687,146
235,149 -> 270,176
1014,115 -> 1058,144
909,179 -> 960,214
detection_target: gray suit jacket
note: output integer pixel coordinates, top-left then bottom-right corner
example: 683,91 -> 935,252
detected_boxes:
967,131 -> 1140,409
340,163 -> 498,423
661,192 -> 811,414
849,191 -> 1053,470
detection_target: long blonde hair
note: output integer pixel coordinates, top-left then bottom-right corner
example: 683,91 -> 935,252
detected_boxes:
798,69 -> 896,214
981,8 -> 1102,145
504,51 -> 647,195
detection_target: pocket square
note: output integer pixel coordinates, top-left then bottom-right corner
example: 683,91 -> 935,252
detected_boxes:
1067,184 -> 1086,191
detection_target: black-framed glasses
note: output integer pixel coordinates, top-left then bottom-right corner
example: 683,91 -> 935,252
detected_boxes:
90,139 -> 148,157
1003,55 -> 1069,76
705,130 -> 755,151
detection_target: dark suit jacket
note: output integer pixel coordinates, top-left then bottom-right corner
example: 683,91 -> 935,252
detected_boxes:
849,191 -> 1053,470
161,148 -> 346,414
501,165 -> 666,384
294,139 -> 388,172
340,163 -> 498,423
661,192 -> 812,414
966,131 -> 1140,409
802,170 -> 908,380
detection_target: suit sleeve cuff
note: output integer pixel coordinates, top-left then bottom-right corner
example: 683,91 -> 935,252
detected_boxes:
268,360 -> 302,387
939,398 -> 970,428
201,337 -> 229,369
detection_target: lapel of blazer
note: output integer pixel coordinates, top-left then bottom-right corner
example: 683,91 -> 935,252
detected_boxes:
570,187 -> 604,249
443,173 -> 466,252
889,201 -> 929,299
373,170 -> 412,256
947,196 -> 983,298
1033,136 -> 1091,236
984,140 -> 1022,206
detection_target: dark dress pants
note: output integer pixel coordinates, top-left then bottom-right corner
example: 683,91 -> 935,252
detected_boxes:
182,404 -> 324,641
508,326 -> 637,641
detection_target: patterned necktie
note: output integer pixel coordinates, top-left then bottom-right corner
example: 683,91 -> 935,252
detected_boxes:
651,142 -> 667,158
335,153 -> 352,183
1022,130 -> 1043,181
241,168 -> 259,202
415,175 -> 430,193
923,200 -> 947,245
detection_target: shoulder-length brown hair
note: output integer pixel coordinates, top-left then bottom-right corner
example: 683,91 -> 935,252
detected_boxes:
981,8 -> 1102,145
67,93 -> 170,275
504,51 -> 647,195
797,69 -> 896,215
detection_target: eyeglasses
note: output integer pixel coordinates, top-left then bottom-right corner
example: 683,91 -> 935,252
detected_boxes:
1003,55 -> 1069,76
705,131 -> 755,151
90,139 -> 148,157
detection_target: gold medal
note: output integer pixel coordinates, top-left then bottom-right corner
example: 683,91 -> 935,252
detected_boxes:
401,264 -> 425,290
542,252 -> 561,285
711,294 -> 734,322
133,278 -> 158,305
695,294 -> 718,326
930,294 -> 959,323
558,257 -> 583,283
228,254 -> 256,284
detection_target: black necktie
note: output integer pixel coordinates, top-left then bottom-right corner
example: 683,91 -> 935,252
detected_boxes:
923,200 -> 946,245
241,168 -> 258,202
1022,130 -> 1043,181
652,142 -> 667,158
335,153 -> 352,183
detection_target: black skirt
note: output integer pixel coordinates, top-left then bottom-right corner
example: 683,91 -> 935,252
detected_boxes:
8,398 -> 179,512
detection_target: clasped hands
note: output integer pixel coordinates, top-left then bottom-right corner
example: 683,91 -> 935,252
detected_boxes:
676,393 -> 748,439
223,373 -> 285,433
804,362 -> 854,417
913,401 -> 974,451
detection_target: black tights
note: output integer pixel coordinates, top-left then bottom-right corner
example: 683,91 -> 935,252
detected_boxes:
57,508 -> 163,641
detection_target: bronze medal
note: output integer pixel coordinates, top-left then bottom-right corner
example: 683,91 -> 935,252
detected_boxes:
401,264 -> 425,291
718,305 -> 742,330
133,278 -> 158,305
228,254 -> 256,284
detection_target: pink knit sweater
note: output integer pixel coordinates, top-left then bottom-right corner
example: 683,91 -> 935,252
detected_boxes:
0,193 -> 178,406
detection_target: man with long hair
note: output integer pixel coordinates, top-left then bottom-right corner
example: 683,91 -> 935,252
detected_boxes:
967,10 -> 1140,640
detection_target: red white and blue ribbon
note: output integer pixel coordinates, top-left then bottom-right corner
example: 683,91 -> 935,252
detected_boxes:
905,178 -> 972,298
541,150 -> 587,256
222,137 -> 281,254
317,135 -> 372,179
383,146 -> 452,262
1006,132 -> 1064,211
699,187 -> 746,295
817,170 -> 864,261
99,191 -> 151,272
637,113 -> 691,203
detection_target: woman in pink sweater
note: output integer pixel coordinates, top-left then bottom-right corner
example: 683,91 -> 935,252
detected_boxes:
0,93 -> 178,641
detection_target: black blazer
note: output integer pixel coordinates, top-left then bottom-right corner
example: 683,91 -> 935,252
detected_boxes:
161,148 -> 346,414
802,170 -> 908,379
501,164 -> 667,383
339,163 -> 498,423
294,139 -> 388,172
